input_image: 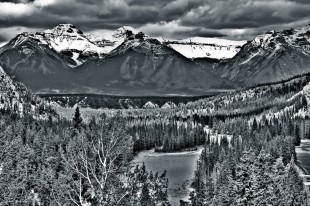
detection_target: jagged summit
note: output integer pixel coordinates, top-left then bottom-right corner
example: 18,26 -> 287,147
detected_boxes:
217,24 -> 310,86
0,23 -> 249,63
2,24 -> 152,67
2,24 -> 136,67
115,26 -> 141,36
88,26 -> 144,42
44,24 -> 84,36
251,25 -> 310,48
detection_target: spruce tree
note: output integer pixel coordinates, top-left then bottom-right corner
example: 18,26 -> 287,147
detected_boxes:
140,183 -> 152,206
72,107 -> 83,132
294,125 -> 301,146
282,158 -> 307,205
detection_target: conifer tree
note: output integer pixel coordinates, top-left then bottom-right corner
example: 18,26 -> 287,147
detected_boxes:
72,107 -> 83,133
140,183 -> 152,206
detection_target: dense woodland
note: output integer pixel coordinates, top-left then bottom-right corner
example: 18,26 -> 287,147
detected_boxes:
0,108 -> 170,206
120,74 -> 310,205
122,73 -> 309,154
189,114 -> 309,205
1,72 -> 310,205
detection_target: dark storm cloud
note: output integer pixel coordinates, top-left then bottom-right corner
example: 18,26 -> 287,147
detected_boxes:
179,0 -> 310,29
0,0 -> 34,2
0,0 -> 309,43
291,0 -> 310,4
171,27 -> 226,38
158,0 -> 204,22
191,29 -> 226,38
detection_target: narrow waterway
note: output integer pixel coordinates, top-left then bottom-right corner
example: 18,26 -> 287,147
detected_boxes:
296,139 -> 310,174
131,147 -> 204,206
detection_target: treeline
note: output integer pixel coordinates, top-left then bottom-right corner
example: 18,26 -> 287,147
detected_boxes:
126,83 -> 308,153
189,112 -> 309,205
246,71 -> 310,90
0,108 -> 170,206
128,118 -> 206,153
41,93 -> 208,109
183,71 -> 309,117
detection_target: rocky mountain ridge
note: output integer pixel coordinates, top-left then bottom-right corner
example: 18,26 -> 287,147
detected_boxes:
217,25 -> 310,86
0,24 -> 309,95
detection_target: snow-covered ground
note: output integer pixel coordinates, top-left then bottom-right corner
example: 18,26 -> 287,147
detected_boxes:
167,37 -> 246,59
0,41 -> 7,48
296,139 -> 310,175
131,147 -> 204,206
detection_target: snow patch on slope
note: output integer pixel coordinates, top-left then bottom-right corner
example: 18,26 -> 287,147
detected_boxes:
166,37 -> 247,59
179,37 -> 247,46
143,101 -> 159,109
240,50 -> 260,65
161,101 -> 177,109
0,42 -> 7,48
71,52 -> 82,66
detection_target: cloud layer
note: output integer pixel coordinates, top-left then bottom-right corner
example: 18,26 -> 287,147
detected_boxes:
0,0 -> 309,43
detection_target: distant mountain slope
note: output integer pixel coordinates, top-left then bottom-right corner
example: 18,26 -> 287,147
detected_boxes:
0,24 -> 310,95
73,41 -> 234,95
0,33 -> 78,93
217,25 -> 310,86
0,24 -> 234,95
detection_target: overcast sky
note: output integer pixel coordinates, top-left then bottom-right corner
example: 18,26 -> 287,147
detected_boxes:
0,0 -> 309,44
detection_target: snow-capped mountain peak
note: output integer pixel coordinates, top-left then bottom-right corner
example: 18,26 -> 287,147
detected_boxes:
44,24 -> 84,36
1,23 -> 252,67
217,25 -> 310,86
4,24 -> 126,67
251,25 -> 310,49
114,26 -> 141,36
1,24 -> 157,70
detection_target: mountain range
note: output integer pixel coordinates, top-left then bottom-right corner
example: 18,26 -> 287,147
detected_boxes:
0,24 -> 309,95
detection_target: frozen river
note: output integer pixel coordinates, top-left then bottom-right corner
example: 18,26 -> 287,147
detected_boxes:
131,147 -> 204,206
296,139 -> 310,174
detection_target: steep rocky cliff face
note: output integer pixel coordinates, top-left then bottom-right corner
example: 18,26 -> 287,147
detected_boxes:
216,25 -> 310,86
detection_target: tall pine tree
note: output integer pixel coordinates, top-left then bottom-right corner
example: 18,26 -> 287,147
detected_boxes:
72,107 -> 83,136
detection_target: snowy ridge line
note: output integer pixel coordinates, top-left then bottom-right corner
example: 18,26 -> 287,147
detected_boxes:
1,23 -> 248,62
165,37 -> 246,60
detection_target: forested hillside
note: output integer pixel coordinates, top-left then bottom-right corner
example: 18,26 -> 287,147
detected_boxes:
0,109 -> 170,205
1,1 -> 310,205
0,67 -> 170,205
51,71 -> 310,205
189,111 -> 309,205
0,66 -> 57,119
1,67 -> 310,205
